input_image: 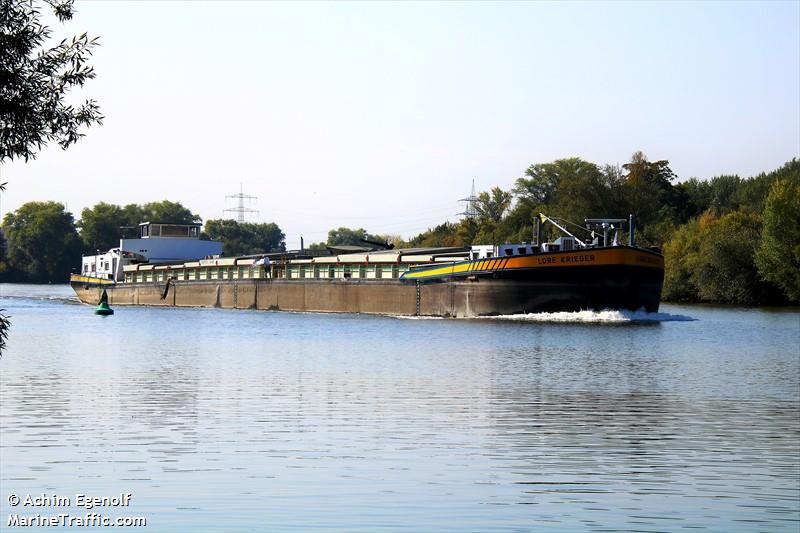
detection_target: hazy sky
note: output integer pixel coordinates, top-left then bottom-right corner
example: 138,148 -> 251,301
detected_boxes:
1,1 -> 798,248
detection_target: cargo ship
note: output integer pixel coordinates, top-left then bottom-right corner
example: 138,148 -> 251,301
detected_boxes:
70,215 -> 664,317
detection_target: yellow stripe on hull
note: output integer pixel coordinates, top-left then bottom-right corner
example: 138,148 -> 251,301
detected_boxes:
401,247 -> 663,281
70,274 -> 115,285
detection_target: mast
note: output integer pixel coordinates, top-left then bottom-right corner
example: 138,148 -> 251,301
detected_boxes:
538,213 -> 588,247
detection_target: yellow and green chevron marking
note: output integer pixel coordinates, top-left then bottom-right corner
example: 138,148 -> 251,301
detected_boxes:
400,257 -> 510,280
400,247 -> 663,281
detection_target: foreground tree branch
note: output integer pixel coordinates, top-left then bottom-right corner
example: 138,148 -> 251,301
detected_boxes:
0,0 -> 103,161
0,0 -> 102,354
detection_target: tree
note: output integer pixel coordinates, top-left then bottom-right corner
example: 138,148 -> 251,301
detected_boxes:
2,201 -> 81,282
550,161 -> 617,224
691,210 -> 780,305
756,176 -> 800,303
675,178 -> 711,219
372,234 -> 408,249
514,163 -> 562,206
707,175 -> 742,212
454,218 -> 479,246
202,219 -> 285,256
78,201 -> 125,252
662,208 -> 783,305
407,221 -> 460,248
305,241 -> 328,251
0,226 -> 7,275
662,215 -> 705,302
326,227 -> 376,247
474,187 -> 512,223
77,201 -> 202,253
138,200 -> 199,224
468,188 -> 510,244
120,203 -> 145,228
621,152 -> 676,218
735,158 -> 800,213
499,201 -> 537,244
508,158 -> 620,243
0,0 -> 102,161
619,151 -> 682,245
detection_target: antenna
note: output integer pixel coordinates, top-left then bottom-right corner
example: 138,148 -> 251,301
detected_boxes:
458,179 -> 478,218
224,183 -> 259,222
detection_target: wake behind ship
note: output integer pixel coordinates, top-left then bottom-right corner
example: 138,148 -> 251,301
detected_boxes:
70,215 -> 664,317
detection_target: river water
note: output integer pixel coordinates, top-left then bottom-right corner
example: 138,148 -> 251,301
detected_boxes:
0,284 -> 798,532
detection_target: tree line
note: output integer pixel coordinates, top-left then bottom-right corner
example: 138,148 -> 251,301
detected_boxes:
0,200 -> 286,283
1,153 -> 798,305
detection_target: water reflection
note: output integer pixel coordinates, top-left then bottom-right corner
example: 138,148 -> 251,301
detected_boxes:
1,285 -> 798,531
487,385 -> 799,527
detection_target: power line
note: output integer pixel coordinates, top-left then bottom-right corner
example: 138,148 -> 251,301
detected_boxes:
224,182 -> 259,222
458,179 -> 478,219
268,203 -> 457,221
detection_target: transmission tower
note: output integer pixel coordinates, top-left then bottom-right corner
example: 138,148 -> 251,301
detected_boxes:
224,183 -> 259,222
458,179 -> 479,218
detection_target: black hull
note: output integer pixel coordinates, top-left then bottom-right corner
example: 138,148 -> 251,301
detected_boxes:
474,264 -> 663,313
71,262 -> 663,317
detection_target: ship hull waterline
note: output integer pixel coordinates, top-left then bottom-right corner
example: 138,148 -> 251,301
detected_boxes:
71,264 -> 663,318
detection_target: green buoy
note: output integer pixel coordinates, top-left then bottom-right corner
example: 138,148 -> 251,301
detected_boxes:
95,289 -> 114,315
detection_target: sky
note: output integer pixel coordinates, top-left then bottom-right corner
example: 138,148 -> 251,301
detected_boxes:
1,1 -> 798,248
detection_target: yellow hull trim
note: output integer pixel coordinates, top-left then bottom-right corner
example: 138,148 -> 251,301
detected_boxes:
401,247 -> 663,281
70,274 -> 115,285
